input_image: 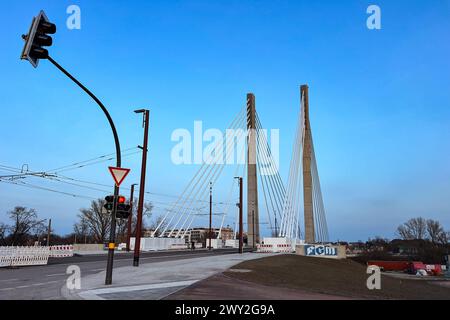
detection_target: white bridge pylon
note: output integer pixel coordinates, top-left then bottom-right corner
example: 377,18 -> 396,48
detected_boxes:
278,85 -> 329,243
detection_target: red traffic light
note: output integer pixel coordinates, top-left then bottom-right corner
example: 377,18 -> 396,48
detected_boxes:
118,196 -> 126,204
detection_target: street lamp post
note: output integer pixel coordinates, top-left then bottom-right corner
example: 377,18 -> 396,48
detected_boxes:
133,109 -> 150,267
126,184 -> 138,252
45,57 -> 122,285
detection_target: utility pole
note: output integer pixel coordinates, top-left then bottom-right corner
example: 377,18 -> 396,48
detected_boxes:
209,182 -> 213,250
46,219 -> 51,246
235,177 -> 243,254
133,109 -> 150,267
126,184 -> 137,252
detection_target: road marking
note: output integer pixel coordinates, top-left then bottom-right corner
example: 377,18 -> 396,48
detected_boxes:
0,287 -> 14,291
0,280 -> 61,291
31,281 -> 59,286
46,273 -> 66,277
78,279 -> 198,300
48,250 -> 237,267
16,285 -> 31,289
0,278 -> 20,282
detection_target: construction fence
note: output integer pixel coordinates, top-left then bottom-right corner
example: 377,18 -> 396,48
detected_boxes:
0,245 -> 74,268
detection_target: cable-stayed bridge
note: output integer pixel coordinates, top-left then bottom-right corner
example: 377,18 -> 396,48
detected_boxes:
152,84 -> 329,246
0,85 -> 329,247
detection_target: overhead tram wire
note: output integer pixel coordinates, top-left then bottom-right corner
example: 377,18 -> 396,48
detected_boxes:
0,165 -> 234,207
0,180 -> 96,200
46,146 -> 139,173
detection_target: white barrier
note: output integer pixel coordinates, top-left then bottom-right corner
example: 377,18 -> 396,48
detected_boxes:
257,244 -> 275,253
170,243 -> 189,250
256,243 -> 295,253
225,240 -> 239,248
130,237 -> 186,251
49,245 -> 74,258
276,244 -> 294,253
0,246 -> 50,267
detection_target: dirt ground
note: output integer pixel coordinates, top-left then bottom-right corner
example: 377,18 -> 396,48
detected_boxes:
168,255 -> 450,300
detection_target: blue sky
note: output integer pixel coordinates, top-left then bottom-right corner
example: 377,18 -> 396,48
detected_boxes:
1,0 -> 449,241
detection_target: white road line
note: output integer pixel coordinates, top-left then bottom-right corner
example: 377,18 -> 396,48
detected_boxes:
0,280 -> 60,291
31,281 -> 59,286
51,252 -> 226,267
0,279 -> 20,282
79,279 -> 198,299
46,273 -> 66,277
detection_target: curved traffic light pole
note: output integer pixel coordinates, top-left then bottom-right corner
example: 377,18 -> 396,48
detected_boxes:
47,56 -> 121,285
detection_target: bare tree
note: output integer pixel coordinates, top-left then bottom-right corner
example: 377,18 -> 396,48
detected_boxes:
73,216 -> 92,243
396,217 -> 427,240
0,223 -> 7,245
7,206 -> 46,246
78,199 -> 111,243
76,198 -> 154,244
426,219 -> 446,244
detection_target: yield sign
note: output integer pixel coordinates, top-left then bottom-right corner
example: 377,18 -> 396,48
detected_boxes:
108,166 -> 131,187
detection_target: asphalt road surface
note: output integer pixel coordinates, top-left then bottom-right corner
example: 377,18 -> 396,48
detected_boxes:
0,248 -> 248,300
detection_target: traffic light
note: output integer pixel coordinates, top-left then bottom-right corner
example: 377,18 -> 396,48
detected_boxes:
104,195 -> 130,219
116,197 -> 131,219
20,10 -> 56,68
104,195 -> 114,211
118,196 -> 126,204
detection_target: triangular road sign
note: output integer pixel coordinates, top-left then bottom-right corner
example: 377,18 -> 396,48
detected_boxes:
108,166 -> 131,187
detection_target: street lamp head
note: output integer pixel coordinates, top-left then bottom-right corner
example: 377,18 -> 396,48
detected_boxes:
134,109 -> 147,114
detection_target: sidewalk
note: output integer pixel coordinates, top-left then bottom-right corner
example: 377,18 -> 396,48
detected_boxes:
61,252 -> 276,300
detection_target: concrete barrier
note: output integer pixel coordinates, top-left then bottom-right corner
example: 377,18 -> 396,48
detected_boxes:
73,244 -> 104,252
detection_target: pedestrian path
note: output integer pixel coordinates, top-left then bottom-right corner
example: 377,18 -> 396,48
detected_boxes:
62,252 -> 276,300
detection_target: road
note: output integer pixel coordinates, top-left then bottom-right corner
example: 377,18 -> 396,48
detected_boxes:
0,248 -> 248,300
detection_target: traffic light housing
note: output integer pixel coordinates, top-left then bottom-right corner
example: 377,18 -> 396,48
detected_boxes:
103,195 -> 131,219
21,10 -> 56,68
116,201 -> 131,220
116,195 -> 131,219
104,195 -> 114,211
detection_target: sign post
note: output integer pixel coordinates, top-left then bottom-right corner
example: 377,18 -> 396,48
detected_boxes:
105,166 -> 130,285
